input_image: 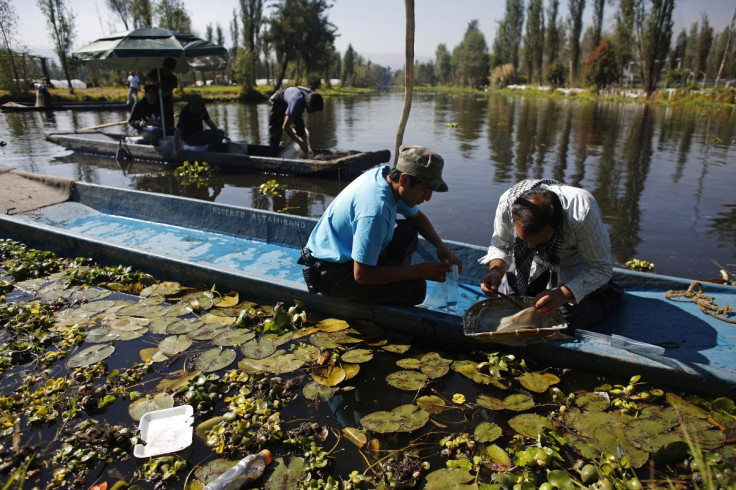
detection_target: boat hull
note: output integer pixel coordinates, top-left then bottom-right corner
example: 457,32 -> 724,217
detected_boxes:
1,102 -> 129,112
1,176 -> 735,395
44,131 -> 391,179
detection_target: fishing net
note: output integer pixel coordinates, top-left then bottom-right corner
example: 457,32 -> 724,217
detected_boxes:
463,294 -> 569,346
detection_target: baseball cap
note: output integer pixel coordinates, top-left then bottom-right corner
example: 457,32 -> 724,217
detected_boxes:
395,145 -> 448,192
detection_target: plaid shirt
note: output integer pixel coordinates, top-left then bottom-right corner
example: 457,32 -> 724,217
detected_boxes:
478,183 -> 613,303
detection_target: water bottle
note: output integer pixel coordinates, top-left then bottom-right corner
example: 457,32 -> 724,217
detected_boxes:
203,449 -> 272,490
445,264 -> 459,312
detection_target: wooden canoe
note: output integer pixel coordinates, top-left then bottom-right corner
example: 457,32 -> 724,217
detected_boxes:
1,169 -> 734,395
1,101 -> 130,112
44,130 -> 391,180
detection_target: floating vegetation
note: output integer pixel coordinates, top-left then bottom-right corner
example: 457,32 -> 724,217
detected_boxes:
1,238 -> 735,489
173,160 -> 219,187
625,257 -> 655,272
260,179 -> 288,197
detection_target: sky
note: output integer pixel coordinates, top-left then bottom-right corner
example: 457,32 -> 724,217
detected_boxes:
11,0 -> 736,69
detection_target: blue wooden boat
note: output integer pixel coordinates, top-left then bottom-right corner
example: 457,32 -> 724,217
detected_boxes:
1,167 -> 734,395
44,130 -> 391,180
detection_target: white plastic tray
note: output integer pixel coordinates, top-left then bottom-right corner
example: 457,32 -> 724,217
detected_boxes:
133,405 -> 194,458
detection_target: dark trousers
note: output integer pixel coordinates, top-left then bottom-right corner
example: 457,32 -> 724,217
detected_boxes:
312,220 -> 426,306
507,270 -> 622,331
268,101 -> 306,156
184,129 -> 223,151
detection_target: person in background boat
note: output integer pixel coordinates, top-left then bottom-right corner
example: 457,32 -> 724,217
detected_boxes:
146,57 -> 178,132
478,179 -> 622,331
127,70 -> 140,107
300,145 -> 463,306
128,84 -> 164,145
173,95 -> 225,158
268,86 -> 323,157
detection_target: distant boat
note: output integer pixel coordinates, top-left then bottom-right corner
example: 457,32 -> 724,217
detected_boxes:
44,130 -> 391,180
1,101 -> 129,112
2,166 -> 734,395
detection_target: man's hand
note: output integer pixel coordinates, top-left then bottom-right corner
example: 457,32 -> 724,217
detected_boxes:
436,246 -> 462,274
534,287 -> 572,315
480,268 -> 504,296
416,261 -> 453,282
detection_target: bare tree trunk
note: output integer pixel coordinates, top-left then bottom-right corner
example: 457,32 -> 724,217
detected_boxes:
715,7 -> 736,88
394,0 -> 414,166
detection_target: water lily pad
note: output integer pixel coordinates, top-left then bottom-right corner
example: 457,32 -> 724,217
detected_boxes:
213,329 -> 255,347
201,312 -> 235,325
340,348 -> 373,364
188,324 -> 227,340
214,292 -> 239,308
85,327 -> 121,344
424,468 -> 474,490
293,343 -> 320,362
474,421 -> 502,443
195,347 -> 236,372
141,281 -> 181,297
486,443 -> 511,467
508,413 -> 554,439
302,381 -> 337,401
181,290 -> 215,310
386,370 -> 427,391
148,317 -> 179,334
342,427 -> 367,447
316,318 -> 350,332
194,458 -> 238,486
575,391 -> 610,411
107,316 -> 149,331
396,358 -> 421,369
166,317 -> 204,334
516,371 -> 553,393
159,335 -> 193,356
381,342 -> 412,354
164,302 -> 194,317
476,395 -> 505,410
128,393 -> 175,421
241,337 -> 277,359
342,363 -> 360,380
419,352 -> 452,379
117,303 -> 167,318
416,395 -> 446,413
66,344 -> 115,369
503,393 -> 535,411
194,415 -> 226,441
157,370 -> 202,392
311,366 -> 347,387
263,457 -> 307,490
140,348 -> 160,362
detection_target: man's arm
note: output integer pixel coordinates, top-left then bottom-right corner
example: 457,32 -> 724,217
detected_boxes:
408,210 -> 462,272
282,115 -> 309,152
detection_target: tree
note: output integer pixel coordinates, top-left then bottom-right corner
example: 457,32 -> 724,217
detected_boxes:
669,29 -> 687,70
206,23 -> 214,42
583,38 -> 618,89
715,8 -> 736,87
544,0 -> 561,66
492,0 -> 524,69
693,14 -> 713,83
265,0 -> 336,91
130,0 -> 152,28
156,0 -> 191,33
434,43 -> 452,85
523,0 -> 544,84
636,0 -> 675,96
591,0 -> 605,48
37,0 -> 76,94
0,0 -> 24,94
239,0 -> 264,89
567,0 -> 586,86
612,0 -> 636,85
341,44 -> 355,85
106,0 -> 132,30
452,20 -> 490,88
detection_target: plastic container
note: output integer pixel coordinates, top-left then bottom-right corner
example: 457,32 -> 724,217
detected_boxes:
133,405 -> 194,458
203,449 -> 273,490
445,264 -> 459,312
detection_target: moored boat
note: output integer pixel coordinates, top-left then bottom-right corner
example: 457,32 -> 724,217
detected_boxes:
1,166 -> 734,395
1,101 -> 130,112
44,130 -> 391,180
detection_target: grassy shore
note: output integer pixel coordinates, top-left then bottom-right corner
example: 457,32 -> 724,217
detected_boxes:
1,83 -> 734,109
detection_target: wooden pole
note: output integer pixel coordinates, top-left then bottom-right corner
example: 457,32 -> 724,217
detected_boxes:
79,120 -> 128,131
393,0 -> 415,166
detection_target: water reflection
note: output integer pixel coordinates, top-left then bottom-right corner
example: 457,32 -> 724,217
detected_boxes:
1,93 -> 734,278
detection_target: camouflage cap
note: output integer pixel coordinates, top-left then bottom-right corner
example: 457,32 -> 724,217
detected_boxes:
395,145 -> 448,192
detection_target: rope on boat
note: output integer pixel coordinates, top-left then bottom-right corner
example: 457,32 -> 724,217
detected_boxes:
664,281 -> 736,324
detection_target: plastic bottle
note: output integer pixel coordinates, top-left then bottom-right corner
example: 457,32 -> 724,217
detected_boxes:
203,449 -> 272,490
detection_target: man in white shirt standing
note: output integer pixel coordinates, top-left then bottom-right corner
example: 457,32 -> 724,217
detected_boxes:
127,70 -> 140,107
479,179 -> 622,331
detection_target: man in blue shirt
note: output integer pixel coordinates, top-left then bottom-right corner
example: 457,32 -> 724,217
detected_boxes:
301,145 -> 462,306
268,86 -> 323,156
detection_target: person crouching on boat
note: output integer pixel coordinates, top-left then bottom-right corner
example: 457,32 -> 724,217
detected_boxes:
173,94 -> 224,158
299,145 -> 463,306
478,179 -> 623,332
128,84 -> 164,146
268,86 -> 323,157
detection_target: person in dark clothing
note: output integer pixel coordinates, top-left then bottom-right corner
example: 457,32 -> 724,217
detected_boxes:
268,86 -> 323,156
128,84 -> 164,145
173,95 -> 224,157
146,57 -> 178,132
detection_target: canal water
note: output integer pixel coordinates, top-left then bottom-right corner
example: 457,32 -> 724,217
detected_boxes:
1,92 -> 735,280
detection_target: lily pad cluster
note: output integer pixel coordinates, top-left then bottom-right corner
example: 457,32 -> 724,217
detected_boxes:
1,239 -> 736,489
